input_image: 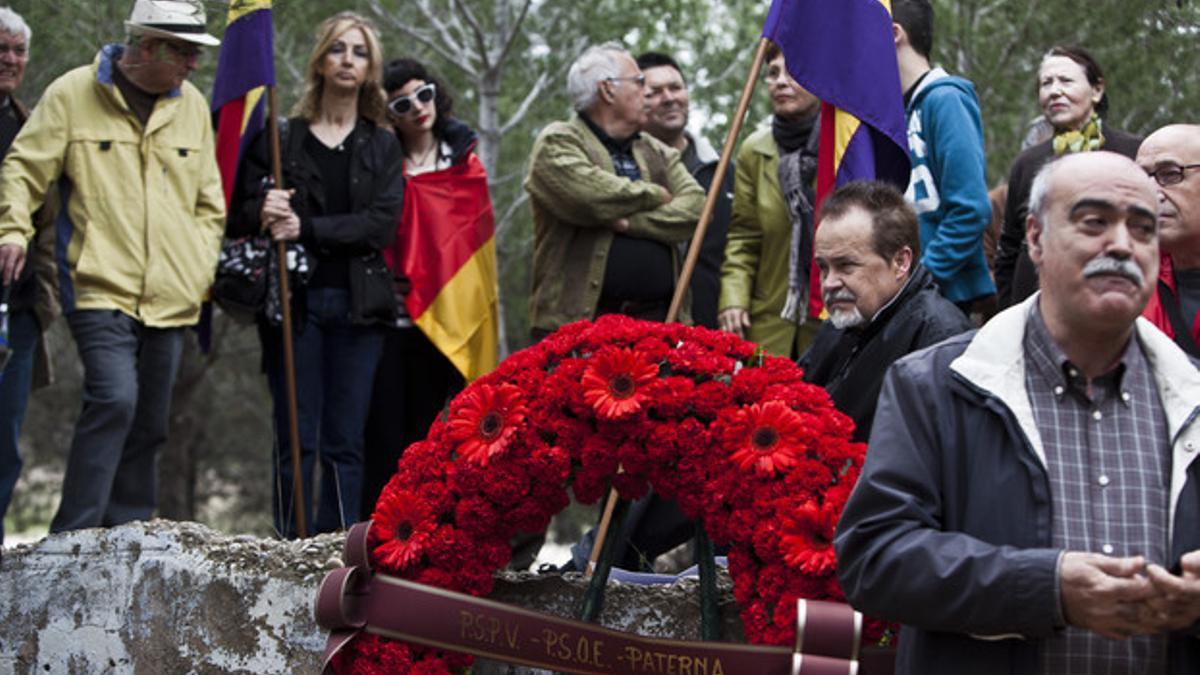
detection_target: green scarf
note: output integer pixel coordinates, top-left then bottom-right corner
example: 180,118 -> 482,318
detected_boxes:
1052,113 -> 1105,155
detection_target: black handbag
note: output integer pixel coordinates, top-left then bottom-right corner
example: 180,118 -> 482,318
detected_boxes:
349,252 -> 398,325
214,235 -> 314,326
213,235 -> 270,323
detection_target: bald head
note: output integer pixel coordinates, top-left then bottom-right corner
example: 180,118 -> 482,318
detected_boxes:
1030,152 -> 1157,222
1137,124 -> 1200,264
1140,124 -> 1200,154
1027,151 -> 1160,334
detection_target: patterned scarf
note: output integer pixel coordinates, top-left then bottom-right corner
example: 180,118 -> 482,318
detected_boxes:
1052,113 -> 1105,155
776,113 -> 821,322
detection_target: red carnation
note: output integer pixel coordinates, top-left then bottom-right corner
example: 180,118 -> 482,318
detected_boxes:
372,489 -> 436,571
779,500 -> 839,576
581,347 -> 659,420
726,401 -> 805,476
446,383 -> 527,466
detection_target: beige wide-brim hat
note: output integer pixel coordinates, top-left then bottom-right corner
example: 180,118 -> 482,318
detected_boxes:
124,0 -> 220,47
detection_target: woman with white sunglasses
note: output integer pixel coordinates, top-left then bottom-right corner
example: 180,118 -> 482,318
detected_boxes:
359,58 -> 499,521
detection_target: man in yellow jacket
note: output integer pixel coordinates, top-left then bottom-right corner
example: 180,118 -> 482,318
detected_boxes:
0,0 -> 224,532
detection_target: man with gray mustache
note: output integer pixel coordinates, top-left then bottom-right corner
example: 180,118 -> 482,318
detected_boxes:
836,152 -> 1200,675
798,180 -> 971,443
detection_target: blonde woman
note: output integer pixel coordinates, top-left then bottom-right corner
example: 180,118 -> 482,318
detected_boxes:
228,12 -> 404,537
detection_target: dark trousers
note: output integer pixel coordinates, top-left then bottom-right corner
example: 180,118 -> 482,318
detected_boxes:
360,325 -> 463,521
0,310 -> 39,544
266,288 -> 383,538
51,310 -> 184,532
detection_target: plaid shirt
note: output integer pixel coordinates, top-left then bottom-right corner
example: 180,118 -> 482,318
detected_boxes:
1024,305 -> 1170,675
580,112 -> 643,181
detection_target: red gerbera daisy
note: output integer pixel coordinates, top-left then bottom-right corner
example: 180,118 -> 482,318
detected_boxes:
779,500 -> 839,576
727,401 -> 805,476
446,384 -> 527,465
581,347 -> 659,420
372,489 -> 436,571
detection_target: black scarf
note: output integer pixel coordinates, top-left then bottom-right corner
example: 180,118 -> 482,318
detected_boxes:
776,112 -> 821,321
772,110 -> 818,154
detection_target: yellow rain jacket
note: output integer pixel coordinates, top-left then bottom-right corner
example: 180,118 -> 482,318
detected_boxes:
0,44 -> 225,327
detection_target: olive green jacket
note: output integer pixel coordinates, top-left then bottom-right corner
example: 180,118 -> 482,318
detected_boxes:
525,114 -> 704,333
718,126 -> 799,356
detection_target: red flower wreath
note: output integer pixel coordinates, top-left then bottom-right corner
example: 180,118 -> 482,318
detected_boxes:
334,315 -> 888,673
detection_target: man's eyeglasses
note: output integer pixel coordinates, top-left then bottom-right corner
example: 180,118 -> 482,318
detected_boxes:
163,40 -> 202,60
388,83 -> 436,116
1146,163 -> 1200,187
606,74 -> 646,88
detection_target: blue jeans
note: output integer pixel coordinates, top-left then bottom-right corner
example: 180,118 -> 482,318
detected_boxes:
266,288 -> 383,538
0,310 -> 39,545
51,310 -> 184,532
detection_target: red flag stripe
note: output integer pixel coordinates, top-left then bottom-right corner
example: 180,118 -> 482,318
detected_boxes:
214,99 -> 247,209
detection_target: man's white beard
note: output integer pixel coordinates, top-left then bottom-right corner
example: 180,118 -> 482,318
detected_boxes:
829,306 -> 866,330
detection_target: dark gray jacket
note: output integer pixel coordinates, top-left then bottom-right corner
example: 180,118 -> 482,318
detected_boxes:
835,295 -> 1200,675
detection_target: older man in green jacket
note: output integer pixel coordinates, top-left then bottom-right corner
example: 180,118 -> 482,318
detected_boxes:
525,41 -> 704,338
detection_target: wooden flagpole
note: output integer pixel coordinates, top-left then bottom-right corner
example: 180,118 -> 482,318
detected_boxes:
266,86 -> 308,539
585,37 -> 772,578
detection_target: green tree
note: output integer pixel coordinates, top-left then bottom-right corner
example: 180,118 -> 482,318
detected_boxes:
929,0 -> 1200,183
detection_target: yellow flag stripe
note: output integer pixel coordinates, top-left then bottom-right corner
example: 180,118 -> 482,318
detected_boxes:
832,108 -> 861,175
241,86 -> 264,133
228,0 -> 272,24
413,238 -> 500,382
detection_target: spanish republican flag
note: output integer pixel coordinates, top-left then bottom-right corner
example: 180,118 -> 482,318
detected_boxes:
763,0 -> 911,316
394,155 -> 500,381
211,0 -> 275,208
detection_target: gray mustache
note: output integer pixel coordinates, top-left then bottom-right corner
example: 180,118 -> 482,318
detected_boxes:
1082,256 -> 1145,286
824,289 -> 856,305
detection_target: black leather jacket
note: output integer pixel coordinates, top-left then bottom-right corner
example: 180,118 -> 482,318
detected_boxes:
798,264 -> 972,442
228,116 -> 405,326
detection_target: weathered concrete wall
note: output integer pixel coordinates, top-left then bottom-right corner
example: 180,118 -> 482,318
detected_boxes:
0,521 -> 740,674
0,521 -> 340,674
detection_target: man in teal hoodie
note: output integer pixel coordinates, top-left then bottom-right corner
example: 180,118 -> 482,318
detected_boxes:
892,0 -> 994,315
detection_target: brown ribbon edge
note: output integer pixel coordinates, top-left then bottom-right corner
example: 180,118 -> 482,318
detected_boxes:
316,565 -> 372,674
343,520 -> 372,571
796,598 -> 864,661
792,653 -> 862,675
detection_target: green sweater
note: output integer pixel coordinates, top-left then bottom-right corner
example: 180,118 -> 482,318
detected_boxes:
525,114 -> 704,333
